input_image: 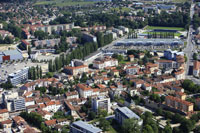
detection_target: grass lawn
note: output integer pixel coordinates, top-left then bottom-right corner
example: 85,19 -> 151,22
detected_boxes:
119,60 -> 129,64
145,26 -> 185,31
111,7 -> 131,12
34,0 -> 96,6
107,127 -> 117,133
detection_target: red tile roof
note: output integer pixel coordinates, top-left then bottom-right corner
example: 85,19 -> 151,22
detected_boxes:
45,119 -> 56,126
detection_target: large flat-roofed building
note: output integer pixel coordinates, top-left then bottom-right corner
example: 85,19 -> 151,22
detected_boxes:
114,38 -> 184,47
115,107 -> 143,125
92,96 -> 111,113
36,23 -> 74,34
70,120 -> 102,133
8,67 -> 29,86
0,49 -> 23,63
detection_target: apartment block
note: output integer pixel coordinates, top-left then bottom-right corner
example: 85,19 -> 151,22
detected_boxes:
126,66 -> 139,75
36,23 -> 74,34
115,107 -> 143,125
165,95 -> 193,113
0,109 -> 9,122
64,65 -> 88,76
6,98 -> 26,112
92,96 -> 111,113
8,67 -> 29,86
93,56 -> 118,69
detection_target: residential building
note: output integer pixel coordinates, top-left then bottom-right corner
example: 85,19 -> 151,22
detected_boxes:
21,40 -> 30,50
112,28 -> 123,36
115,107 -> 143,125
43,100 -> 61,113
174,69 -> 185,80
76,84 -> 99,98
164,49 -> 184,60
175,92 -> 186,100
81,25 -> 106,32
70,120 -> 102,133
92,96 -> 111,113
82,32 -> 97,42
146,63 -> 159,74
64,65 -> 89,76
8,67 -> 29,86
106,31 -> 117,39
45,119 -> 57,128
142,83 -> 152,92
128,55 -> 134,61
93,56 -> 118,69
0,109 -> 9,122
34,39 -> 60,49
156,59 -> 183,70
65,91 -> 79,100
5,97 -> 26,112
20,78 -> 62,92
36,23 -> 74,34
2,91 -> 19,102
193,61 -> 200,77
0,119 -> 12,129
0,30 -> 13,39
126,66 -> 139,75
165,95 -> 193,113
118,26 -> 129,33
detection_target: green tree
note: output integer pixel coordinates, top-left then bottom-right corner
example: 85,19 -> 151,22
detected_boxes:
193,53 -> 198,60
99,118 -> 110,131
88,111 -> 96,120
122,118 -> 141,133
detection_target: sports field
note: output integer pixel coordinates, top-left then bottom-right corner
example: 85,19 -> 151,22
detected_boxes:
34,0 -> 96,6
145,26 -> 185,31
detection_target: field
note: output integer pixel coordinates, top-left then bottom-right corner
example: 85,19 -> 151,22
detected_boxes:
34,0 -> 97,6
142,32 -> 182,37
111,7 -> 131,12
172,0 -> 190,3
144,26 -> 185,31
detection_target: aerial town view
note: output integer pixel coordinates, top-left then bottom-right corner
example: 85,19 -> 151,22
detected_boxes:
1,0 -> 200,132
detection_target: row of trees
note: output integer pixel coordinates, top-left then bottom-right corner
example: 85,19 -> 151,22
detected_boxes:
49,32 -> 113,72
0,36 -> 13,44
156,109 -> 195,133
28,66 -> 42,80
193,12 -> 200,30
182,79 -> 200,94
148,11 -> 190,29
20,112 -> 57,133
96,32 -> 113,48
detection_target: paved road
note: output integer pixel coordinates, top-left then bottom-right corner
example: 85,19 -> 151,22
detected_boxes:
183,3 -> 200,85
184,3 -> 195,77
84,35 -> 128,64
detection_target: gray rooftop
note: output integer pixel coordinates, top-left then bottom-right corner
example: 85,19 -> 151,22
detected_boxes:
117,107 -> 140,119
72,120 -> 102,133
3,49 -> 22,56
